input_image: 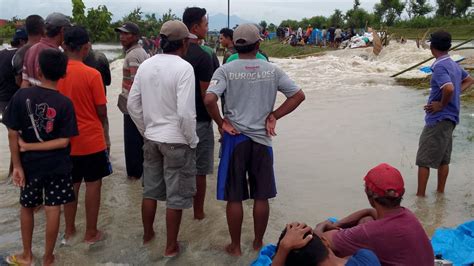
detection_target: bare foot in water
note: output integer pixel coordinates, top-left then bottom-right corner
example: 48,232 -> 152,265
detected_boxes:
43,254 -> 55,266
143,231 -> 155,245
253,239 -> 263,251
225,243 -> 242,256
164,243 -> 180,258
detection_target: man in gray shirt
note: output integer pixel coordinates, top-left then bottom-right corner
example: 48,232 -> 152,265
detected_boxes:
204,23 -> 305,256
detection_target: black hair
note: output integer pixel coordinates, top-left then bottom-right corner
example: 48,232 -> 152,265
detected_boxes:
235,41 -> 259,54
430,31 -> 452,52
45,24 -> 64,38
25,15 -> 45,36
38,49 -> 68,81
366,188 -> 403,208
182,7 -> 207,30
276,228 -> 329,266
160,35 -> 184,53
219,28 -> 233,40
10,39 -> 21,47
64,26 -> 90,52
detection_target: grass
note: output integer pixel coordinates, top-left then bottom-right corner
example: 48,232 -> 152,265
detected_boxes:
260,40 -> 326,58
388,24 -> 474,40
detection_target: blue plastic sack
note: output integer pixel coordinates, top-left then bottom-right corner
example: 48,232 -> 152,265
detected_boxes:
431,220 -> 474,266
250,244 -> 277,266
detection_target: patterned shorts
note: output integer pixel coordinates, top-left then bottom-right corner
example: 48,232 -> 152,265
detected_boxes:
20,173 -> 75,208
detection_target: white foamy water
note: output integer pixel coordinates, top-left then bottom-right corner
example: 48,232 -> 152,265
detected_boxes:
0,41 -> 473,265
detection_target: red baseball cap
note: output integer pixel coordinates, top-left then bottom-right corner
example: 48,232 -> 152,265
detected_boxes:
364,163 -> 405,197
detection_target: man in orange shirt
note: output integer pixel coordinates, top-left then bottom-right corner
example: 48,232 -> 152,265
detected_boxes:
57,26 -> 112,245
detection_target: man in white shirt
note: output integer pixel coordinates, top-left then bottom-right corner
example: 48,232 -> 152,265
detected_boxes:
127,20 -> 198,257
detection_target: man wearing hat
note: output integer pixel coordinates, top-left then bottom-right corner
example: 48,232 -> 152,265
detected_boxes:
127,20 -> 198,257
58,26 -> 111,245
315,163 -> 434,265
0,28 -> 27,117
204,23 -> 305,256
21,12 -> 70,88
416,30 -> 474,197
115,21 -> 149,181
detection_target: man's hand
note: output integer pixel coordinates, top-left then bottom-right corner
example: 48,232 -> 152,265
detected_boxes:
279,222 -> 313,251
265,113 -> 277,137
424,101 -> 443,113
18,137 -> 28,152
221,118 -> 239,135
314,220 -> 340,236
12,167 -> 25,188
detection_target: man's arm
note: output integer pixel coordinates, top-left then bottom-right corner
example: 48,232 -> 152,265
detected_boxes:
177,68 -> 198,148
461,75 -> 474,93
424,83 -> 454,113
8,129 -> 25,187
199,81 -> 210,101
18,137 -> 69,151
204,93 -> 223,128
127,72 -> 145,135
95,104 -> 108,129
273,223 -> 313,266
266,90 -> 305,136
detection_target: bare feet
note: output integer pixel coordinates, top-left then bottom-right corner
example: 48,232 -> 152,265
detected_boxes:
194,212 -> 205,220
84,230 -> 105,244
6,253 -> 33,266
127,176 -> 141,181
43,254 -> 55,266
416,193 -> 426,197
164,243 -> 180,258
225,243 -> 242,256
143,231 -> 155,245
253,239 -> 263,251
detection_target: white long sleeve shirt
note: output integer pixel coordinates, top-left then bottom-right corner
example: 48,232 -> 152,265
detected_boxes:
127,53 -> 199,148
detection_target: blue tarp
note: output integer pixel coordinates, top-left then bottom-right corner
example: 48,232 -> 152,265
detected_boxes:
250,244 -> 276,266
431,220 -> 474,266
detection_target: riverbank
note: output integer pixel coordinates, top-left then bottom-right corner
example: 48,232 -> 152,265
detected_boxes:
389,24 -> 474,40
260,40 -> 326,58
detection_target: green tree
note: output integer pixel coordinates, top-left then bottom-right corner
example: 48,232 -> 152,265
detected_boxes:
86,5 -> 113,42
353,0 -> 361,10
329,9 -> 344,27
71,0 -> 86,25
267,23 -> 277,32
454,0 -> 472,16
346,8 -> 374,28
373,0 -> 405,26
436,0 -> 456,16
259,20 -> 268,31
408,0 -> 433,17
279,19 -> 299,29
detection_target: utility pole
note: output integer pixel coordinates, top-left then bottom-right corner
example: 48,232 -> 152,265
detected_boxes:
227,0 -> 230,28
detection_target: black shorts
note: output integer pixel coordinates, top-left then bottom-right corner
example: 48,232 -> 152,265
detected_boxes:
217,133 -> 276,201
71,150 -> 112,183
20,173 -> 75,208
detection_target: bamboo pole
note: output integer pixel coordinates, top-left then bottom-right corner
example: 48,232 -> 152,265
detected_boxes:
390,39 -> 473,78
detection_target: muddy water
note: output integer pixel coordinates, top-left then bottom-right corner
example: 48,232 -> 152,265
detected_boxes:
0,41 -> 473,265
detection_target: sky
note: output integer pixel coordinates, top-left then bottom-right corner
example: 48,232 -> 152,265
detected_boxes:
0,0 -> 386,25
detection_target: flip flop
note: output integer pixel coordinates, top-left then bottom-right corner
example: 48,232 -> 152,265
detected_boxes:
84,230 -> 106,245
5,255 -> 35,266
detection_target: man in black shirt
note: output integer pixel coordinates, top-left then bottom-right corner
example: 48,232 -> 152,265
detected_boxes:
0,28 -> 28,116
183,7 -> 215,220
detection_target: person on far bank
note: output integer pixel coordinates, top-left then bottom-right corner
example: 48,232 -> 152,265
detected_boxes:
115,22 -> 149,180
204,24 -> 305,256
128,20 -> 199,257
58,26 -> 112,245
183,7 -> 215,220
416,31 -> 474,197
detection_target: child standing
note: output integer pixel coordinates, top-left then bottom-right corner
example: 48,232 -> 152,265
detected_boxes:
3,49 -> 77,266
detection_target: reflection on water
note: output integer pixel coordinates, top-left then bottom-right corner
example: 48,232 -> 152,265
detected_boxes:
0,41 -> 473,265
93,43 -> 122,62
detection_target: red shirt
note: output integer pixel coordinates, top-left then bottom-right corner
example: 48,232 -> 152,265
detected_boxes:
58,60 -> 107,156
332,208 -> 434,266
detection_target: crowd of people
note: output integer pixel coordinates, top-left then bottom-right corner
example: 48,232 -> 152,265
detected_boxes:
0,6 -> 472,266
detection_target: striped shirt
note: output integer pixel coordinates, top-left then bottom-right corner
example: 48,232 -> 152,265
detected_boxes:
122,44 -> 149,94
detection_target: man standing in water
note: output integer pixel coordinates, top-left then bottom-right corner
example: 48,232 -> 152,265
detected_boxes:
127,20 -> 198,256
115,22 -> 149,180
183,7 -> 215,220
204,24 -> 305,256
416,31 -> 474,197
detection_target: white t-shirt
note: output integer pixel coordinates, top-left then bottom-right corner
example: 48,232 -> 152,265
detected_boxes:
127,54 -> 199,148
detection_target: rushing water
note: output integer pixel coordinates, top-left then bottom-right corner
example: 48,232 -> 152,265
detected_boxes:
0,41 -> 473,265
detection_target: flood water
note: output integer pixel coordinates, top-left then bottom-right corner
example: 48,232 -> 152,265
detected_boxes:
0,41 -> 473,265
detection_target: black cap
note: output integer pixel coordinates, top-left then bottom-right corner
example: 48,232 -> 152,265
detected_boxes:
429,30 -> 451,51
13,28 -> 28,41
64,26 -> 90,47
115,22 -> 140,35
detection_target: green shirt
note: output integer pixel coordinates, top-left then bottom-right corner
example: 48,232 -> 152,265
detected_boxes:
225,52 -> 267,63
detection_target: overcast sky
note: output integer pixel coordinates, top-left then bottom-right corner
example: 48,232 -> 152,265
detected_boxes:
0,0 -> 391,24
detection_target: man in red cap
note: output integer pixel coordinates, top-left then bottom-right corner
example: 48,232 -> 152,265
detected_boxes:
314,163 -> 434,265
